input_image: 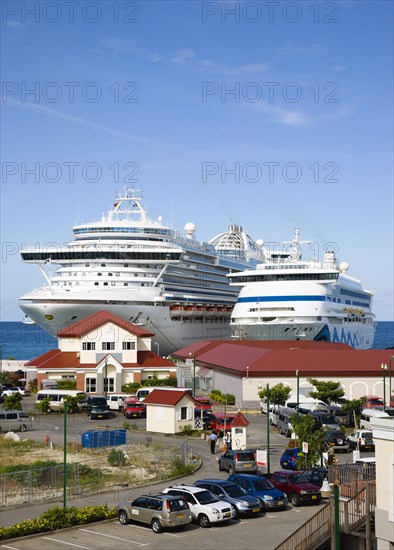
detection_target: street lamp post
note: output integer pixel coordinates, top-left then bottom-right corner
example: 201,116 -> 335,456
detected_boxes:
189,352 -> 196,396
296,370 -> 300,416
381,363 -> 388,411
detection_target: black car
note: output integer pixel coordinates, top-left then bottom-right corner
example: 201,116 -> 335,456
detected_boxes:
324,430 -> 350,452
295,468 -> 328,487
86,396 -> 110,420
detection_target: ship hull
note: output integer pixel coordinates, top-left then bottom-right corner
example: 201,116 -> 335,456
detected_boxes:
19,300 -> 232,356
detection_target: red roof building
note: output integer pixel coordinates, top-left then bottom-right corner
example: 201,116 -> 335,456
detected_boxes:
25,311 -> 175,393
173,340 -> 394,407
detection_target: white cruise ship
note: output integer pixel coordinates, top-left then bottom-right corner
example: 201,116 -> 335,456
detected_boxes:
19,188 -> 263,355
227,229 -> 376,349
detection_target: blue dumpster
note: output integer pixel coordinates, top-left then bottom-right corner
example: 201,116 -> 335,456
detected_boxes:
81,429 -> 126,448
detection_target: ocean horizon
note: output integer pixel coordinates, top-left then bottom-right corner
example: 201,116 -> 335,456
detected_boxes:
0,321 -> 393,361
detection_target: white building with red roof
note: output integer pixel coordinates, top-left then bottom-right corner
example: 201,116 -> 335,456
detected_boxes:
25,311 -> 176,393
143,389 -> 196,434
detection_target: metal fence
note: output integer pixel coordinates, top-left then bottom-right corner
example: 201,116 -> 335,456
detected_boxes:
0,442 -> 194,508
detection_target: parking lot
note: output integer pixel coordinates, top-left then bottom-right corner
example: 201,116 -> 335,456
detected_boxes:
0,498 -> 327,550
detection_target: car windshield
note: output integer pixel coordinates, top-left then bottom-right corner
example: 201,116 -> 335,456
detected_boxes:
224,485 -> 246,497
322,416 -> 337,424
288,474 -> 304,483
361,432 -> 373,438
252,478 -> 274,491
195,490 -> 219,504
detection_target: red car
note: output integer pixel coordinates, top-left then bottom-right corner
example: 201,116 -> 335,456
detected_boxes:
124,401 -> 146,418
270,470 -> 321,507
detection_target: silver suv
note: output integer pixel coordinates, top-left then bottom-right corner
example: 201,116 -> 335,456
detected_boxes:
0,410 -> 32,432
162,484 -> 235,527
117,493 -> 192,533
218,449 -> 258,474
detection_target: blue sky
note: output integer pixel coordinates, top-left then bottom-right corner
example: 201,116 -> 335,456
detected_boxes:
1,0 -> 393,321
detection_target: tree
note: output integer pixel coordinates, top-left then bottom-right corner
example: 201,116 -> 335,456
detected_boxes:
258,383 -> 291,406
290,414 -> 327,469
341,397 -> 366,427
307,378 -> 345,404
3,393 -> 23,411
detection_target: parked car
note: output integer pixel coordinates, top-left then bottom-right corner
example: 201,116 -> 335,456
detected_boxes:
346,429 -> 375,451
324,430 -> 350,453
1,387 -> 30,397
279,447 -> 301,470
0,410 -> 32,432
194,479 -> 263,517
162,484 -> 235,527
209,413 -> 235,436
308,411 -> 340,431
123,401 -> 146,418
218,449 -> 258,474
364,395 -> 385,410
86,396 -> 110,420
270,471 -> 322,507
228,474 -> 288,511
117,493 -> 192,533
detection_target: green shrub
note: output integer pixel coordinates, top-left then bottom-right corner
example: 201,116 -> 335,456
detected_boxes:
211,389 -> 222,396
170,458 -> 195,478
57,380 -> 77,390
3,393 -> 23,411
121,382 -> 141,392
35,397 -> 51,413
0,505 -> 117,541
107,449 -> 126,467
180,424 -> 194,435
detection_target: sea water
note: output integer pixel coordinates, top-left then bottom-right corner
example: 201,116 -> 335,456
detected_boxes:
0,321 -> 393,361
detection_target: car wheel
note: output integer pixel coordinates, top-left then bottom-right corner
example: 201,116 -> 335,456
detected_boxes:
278,425 -> 282,434
118,510 -> 129,525
218,461 -> 223,471
20,424 -> 26,432
228,466 -> 234,475
335,437 -> 344,446
199,514 -> 210,528
290,494 -> 301,507
151,518 -> 163,533
232,506 -> 240,519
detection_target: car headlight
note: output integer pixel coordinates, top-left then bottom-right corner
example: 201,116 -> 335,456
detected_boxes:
211,508 -> 219,514
300,490 -> 307,495
264,495 -> 273,500
283,493 -> 287,498
239,500 -> 249,507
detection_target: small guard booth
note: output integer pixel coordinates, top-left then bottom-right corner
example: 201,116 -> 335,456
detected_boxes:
231,411 -> 249,450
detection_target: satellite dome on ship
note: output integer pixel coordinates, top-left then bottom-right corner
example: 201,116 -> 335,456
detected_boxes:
209,224 -> 263,261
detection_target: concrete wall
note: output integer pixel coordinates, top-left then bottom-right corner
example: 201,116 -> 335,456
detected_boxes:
372,417 -> 394,550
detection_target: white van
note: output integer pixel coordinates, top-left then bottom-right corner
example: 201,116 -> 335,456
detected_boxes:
286,395 -> 329,413
359,408 -> 390,429
106,394 -> 136,411
0,410 -> 32,432
36,390 -> 87,412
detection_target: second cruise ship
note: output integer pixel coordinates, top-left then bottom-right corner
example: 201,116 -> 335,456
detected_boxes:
227,229 -> 376,349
